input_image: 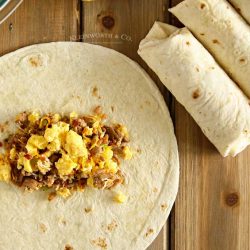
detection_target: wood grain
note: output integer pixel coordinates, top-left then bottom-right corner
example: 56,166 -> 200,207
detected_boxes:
82,0 -> 171,105
0,0 -> 79,56
81,0 -> 169,249
171,0 -> 250,250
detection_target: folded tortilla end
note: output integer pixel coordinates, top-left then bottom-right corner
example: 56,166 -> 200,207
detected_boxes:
222,135 -> 250,157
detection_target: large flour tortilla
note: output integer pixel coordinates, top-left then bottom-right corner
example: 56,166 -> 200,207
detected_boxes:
170,0 -> 250,97
0,42 -> 179,250
229,0 -> 250,25
138,22 -> 250,157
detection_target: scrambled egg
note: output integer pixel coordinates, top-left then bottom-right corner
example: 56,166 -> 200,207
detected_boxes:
28,112 -> 40,123
113,191 -> 127,203
69,111 -> 78,122
26,135 -> 48,156
116,124 -> 129,138
44,122 -> 69,143
9,148 -> 16,160
0,155 -> 11,182
122,146 -> 133,160
64,130 -> 88,158
83,126 -> 93,136
55,154 -> 77,176
56,187 -> 71,198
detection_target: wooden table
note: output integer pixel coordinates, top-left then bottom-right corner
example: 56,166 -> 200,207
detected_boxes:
0,1 -> 249,249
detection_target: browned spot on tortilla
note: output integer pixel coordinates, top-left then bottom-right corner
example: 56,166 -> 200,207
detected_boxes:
145,100 -> 151,105
136,148 -> 142,154
244,130 -> 248,133
145,228 -> 154,237
161,203 -> 168,211
210,66 -> 215,70
84,207 -> 92,213
91,237 -> 107,249
65,244 -> 74,250
153,187 -> 158,193
58,217 -> 67,226
200,33 -> 205,36
111,106 -> 115,112
239,57 -> 247,65
48,191 -> 57,201
140,104 -> 143,109
92,86 -> 99,97
200,3 -> 206,9
39,223 -> 47,233
104,220 -> 118,232
93,105 -> 102,114
212,39 -> 220,44
29,56 -> 42,67
195,67 -> 199,72
186,41 -> 190,46
192,89 -> 201,99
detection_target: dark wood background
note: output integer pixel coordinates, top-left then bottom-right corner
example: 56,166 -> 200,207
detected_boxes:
0,1 -> 249,249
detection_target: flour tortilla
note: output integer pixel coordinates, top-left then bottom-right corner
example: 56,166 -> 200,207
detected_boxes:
228,0 -> 250,25
169,0 -> 250,98
0,42 -> 179,250
138,22 -> 250,157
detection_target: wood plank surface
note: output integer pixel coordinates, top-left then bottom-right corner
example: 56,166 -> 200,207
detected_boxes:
0,0 -> 79,56
81,1 -> 170,249
171,1 -> 250,250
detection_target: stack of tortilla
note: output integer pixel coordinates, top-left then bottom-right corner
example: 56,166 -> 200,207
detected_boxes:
138,0 -> 250,157
169,0 -> 250,97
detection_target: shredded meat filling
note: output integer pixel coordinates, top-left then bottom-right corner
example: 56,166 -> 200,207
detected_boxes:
2,111 -> 132,198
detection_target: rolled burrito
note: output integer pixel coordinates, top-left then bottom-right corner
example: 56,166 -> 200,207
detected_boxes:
229,0 -> 250,25
169,0 -> 250,98
138,21 -> 250,157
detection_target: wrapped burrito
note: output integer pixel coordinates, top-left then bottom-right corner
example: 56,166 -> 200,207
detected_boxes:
229,0 -> 250,25
138,22 -> 250,157
169,0 -> 250,97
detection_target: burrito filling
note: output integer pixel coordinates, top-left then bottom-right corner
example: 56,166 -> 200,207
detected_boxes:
0,110 -> 132,198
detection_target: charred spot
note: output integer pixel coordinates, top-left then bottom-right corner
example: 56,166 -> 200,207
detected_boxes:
200,3 -> 206,10
48,192 -> 57,201
212,39 -> 220,44
192,89 -> 201,99
236,7 -> 241,13
65,244 -> 74,250
238,57 -> 247,65
145,228 -> 154,237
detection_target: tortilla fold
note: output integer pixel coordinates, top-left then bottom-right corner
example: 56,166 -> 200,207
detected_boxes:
169,0 -> 250,98
138,22 -> 250,157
